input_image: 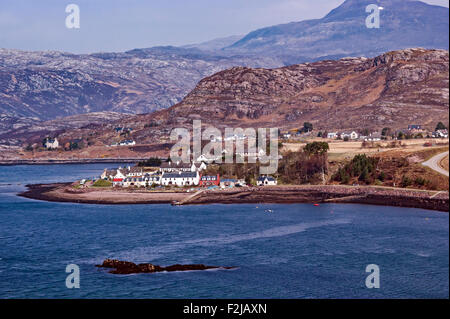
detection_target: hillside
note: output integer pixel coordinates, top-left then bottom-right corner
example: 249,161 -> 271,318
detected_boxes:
0,0 -> 447,130
17,48 -> 446,152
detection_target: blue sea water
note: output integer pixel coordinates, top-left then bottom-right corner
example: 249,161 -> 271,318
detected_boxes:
0,164 -> 448,299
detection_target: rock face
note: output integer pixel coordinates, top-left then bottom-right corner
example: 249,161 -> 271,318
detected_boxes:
95,259 -> 235,275
0,47 -> 280,122
160,48 -> 449,131
7,48 -> 449,148
0,0 -> 447,127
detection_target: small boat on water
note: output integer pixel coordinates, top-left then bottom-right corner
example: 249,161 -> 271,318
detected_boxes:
265,209 -> 274,213
314,204 -> 320,207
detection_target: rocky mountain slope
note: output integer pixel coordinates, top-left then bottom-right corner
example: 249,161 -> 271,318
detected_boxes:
226,0 -> 449,64
31,48 -> 447,150
0,0 -> 447,130
0,47 -> 280,122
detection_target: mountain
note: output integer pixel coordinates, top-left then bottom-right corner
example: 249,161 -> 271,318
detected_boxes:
226,0 -> 449,64
18,48 -> 446,151
182,35 -> 244,51
0,112 -> 128,146
0,0 -> 448,132
0,47 -> 281,122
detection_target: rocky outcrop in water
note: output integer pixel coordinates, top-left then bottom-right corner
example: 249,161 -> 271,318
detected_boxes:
95,259 -> 236,275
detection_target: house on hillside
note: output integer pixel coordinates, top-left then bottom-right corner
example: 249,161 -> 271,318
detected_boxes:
44,138 -> 59,149
364,132 -> 382,141
119,140 -> 136,146
433,129 -> 449,138
257,176 -> 277,186
199,175 -> 220,187
327,132 -> 338,139
408,124 -> 423,132
340,131 -> 359,140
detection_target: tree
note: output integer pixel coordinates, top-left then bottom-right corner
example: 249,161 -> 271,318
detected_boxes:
303,122 -> 313,133
24,144 -> 34,152
303,142 -> 329,156
435,122 -> 447,131
138,157 -> 162,167
381,127 -> 391,137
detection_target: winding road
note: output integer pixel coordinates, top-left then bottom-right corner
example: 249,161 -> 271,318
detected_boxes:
422,151 -> 449,177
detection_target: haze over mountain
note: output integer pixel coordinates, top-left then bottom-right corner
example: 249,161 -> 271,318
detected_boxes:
0,0 -> 448,139
225,0 -> 449,64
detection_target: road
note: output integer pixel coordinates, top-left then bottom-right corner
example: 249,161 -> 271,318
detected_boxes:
422,151 -> 449,177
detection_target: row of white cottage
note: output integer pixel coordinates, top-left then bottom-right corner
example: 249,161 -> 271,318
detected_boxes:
101,163 -> 205,187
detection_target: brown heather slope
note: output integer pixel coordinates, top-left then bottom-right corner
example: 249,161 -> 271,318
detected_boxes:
12,48 -> 450,153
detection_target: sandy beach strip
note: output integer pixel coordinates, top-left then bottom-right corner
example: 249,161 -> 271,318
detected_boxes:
18,183 -> 449,211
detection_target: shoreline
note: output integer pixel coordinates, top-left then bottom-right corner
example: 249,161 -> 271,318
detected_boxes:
0,158 -> 166,166
18,183 -> 449,212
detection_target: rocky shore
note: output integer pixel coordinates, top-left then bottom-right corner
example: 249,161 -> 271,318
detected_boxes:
189,185 -> 449,212
96,259 -> 236,275
18,183 -> 449,211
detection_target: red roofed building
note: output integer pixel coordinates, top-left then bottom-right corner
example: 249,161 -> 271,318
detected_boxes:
113,178 -> 123,187
199,174 -> 220,187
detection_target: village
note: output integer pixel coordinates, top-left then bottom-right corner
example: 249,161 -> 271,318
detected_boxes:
97,161 -> 277,190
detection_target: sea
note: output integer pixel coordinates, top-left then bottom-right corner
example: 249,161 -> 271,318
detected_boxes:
0,164 -> 448,298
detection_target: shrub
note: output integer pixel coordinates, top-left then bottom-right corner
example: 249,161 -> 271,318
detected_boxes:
401,176 -> 412,188
92,179 -> 112,188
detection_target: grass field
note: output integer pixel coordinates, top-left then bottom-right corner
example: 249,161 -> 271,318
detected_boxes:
282,138 -> 449,162
439,154 -> 449,172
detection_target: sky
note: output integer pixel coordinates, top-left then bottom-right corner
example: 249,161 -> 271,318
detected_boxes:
0,0 -> 449,53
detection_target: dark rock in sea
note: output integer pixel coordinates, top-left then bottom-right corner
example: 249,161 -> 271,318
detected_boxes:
95,258 -> 235,275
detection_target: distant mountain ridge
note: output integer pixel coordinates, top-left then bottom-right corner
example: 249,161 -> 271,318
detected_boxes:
225,0 -> 449,64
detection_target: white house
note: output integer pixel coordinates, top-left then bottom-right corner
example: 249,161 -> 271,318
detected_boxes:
433,129 -> 449,138
113,168 -> 127,180
327,132 -> 338,139
44,138 -> 59,149
161,171 -> 200,187
257,176 -> 277,186
119,140 -> 136,146
191,162 -> 207,172
340,131 -> 359,140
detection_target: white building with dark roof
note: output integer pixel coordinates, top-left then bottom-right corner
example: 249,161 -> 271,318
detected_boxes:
161,171 -> 200,187
257,176 -> 277,186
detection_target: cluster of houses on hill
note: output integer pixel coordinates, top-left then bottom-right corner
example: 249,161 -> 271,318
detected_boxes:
100,161 -> 277,188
